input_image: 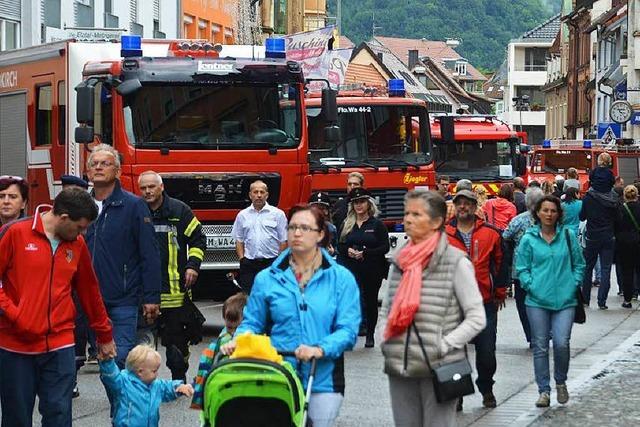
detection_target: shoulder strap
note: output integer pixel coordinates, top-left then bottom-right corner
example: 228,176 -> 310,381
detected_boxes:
564,229 -> 573,270
623,203 -> 640,233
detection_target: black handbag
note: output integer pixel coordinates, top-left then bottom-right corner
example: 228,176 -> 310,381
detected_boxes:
565,229 -> 586,324
411,322 -> 475,403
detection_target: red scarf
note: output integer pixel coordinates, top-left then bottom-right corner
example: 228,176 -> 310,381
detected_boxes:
384,232 -> 440,340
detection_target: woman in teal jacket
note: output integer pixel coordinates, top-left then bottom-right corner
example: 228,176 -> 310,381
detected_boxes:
221,205 -> 361,427
516,195 -> 585,409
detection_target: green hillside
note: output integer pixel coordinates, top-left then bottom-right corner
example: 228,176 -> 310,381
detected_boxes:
329,0 -> 561,70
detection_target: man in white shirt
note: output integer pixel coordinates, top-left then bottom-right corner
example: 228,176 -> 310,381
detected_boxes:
232,180 -> 287,293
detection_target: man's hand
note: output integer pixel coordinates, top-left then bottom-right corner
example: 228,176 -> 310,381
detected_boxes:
142,304 -> 161,324
294,344 -> 323,362
185,268 -> 199,288
176,383 -> 194,397
97,340 -> 117,361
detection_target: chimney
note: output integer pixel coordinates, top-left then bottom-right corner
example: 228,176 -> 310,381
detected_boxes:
408,49 -> 419,70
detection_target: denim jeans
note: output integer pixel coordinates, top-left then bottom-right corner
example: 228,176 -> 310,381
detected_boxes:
581,237 -> 614,306
472,302 -> 497,394
308,392 -> 343,427
102,305 -> 138,416
592,257 -> 601,282
0,347 -> 75,427
526,306 -> 574,394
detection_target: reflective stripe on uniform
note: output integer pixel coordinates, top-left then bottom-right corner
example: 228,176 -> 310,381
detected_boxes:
188,247 -> 204,261
161,292 -> 185,308
168,232 -> 181,295
184,217 -> 201,237
154,224 -> 174,233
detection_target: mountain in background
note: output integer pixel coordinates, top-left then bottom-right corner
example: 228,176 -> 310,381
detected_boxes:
329,0 -> 561,71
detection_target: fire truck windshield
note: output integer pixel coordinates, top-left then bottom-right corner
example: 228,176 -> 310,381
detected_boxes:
307,105 -> 431,166
122,84 -> 300,149
434,140 -> 515,179
532,150 -> 593,174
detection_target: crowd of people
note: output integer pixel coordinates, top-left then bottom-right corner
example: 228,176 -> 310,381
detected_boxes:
2,147 -> 640,427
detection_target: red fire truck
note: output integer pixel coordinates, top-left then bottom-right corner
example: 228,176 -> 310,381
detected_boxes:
303,81 -> 435,246
529,139 -> 640,190
430,115 -> 529,195
0,36 -> 336,273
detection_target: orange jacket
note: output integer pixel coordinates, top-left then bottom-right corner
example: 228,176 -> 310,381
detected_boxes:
482,198 -> 516,231
445,217 -> 505,303
0,206 -> 112,353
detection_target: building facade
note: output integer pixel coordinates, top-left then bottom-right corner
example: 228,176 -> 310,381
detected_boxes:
0,0 -> 179,51
182,0 -> 236,44
500,14 -> 560,145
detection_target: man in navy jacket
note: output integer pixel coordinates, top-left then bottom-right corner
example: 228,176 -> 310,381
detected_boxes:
85,144 -> 161,369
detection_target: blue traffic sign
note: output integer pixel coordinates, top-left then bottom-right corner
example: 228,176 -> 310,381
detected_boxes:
631,112 -> 640,126
597,122 -> 622,139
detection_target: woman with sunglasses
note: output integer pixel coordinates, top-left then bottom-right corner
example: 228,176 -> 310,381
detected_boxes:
337,187 -> 390,348
0,175 -> 28,226
221,204 -> 360,427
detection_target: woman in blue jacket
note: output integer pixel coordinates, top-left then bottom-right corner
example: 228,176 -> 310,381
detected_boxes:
222,204 -> 361,427
516,195 -> 585,409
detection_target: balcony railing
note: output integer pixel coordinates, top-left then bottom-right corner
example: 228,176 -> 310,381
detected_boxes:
514,64 -> 548,72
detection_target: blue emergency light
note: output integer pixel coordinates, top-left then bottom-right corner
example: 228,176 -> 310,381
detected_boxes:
394,223 -> 404,232
583,140 -> 592,148
121,35 -> 142,58
265,38 -> 286,59
388,79 -> 405,97
542,139 -> 551,148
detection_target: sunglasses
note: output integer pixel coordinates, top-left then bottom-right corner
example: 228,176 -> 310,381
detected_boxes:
0,175 -> 25,184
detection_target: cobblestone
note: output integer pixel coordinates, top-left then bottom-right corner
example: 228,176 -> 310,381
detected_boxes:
530,342 -> 640,426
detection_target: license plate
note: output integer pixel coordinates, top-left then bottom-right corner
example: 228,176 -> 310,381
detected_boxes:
206,235 -> 236,249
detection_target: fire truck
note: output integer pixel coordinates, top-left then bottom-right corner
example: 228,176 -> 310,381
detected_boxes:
0,36 -> 337,273
529,139 -> 640,190
430,115 -> 529,195
302,80 -> 435,247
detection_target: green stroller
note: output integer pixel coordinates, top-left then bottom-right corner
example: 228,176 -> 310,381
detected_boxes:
202,351 -> 317,427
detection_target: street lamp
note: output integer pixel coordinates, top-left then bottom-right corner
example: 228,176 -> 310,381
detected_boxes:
512,94 -> 530,133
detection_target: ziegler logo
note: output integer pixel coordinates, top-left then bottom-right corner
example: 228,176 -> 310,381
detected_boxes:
403,173 -> 428,185
198,182 -> 243,201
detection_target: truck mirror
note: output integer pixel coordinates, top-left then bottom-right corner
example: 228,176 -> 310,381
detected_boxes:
439,116 -> 455,143
324,125 -> 341,144
116,78 -> 142,96
321,88 -> 338,123
76,84 -> 95,124
75,126 -> 95,144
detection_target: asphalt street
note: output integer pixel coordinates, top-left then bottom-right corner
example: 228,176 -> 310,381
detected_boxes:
11,276 -> 640,427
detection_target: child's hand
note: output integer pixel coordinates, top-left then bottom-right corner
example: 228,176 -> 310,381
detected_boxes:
220,340 -> 237,356
176,384 -> 194,397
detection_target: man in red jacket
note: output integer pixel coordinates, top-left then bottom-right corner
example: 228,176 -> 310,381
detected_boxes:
446,190 -> 505,410
0,188 -> 115,427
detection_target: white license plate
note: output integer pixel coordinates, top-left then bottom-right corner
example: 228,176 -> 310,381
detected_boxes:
206,235 -> 236,249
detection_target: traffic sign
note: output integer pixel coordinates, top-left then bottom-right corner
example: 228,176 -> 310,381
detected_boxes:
631,112 -> 640,126
597,122 -> 622,144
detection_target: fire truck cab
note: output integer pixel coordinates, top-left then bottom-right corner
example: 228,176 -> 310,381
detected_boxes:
529,139 -> 640,190
303,80 -> 435,249
431,115 -> 529,195
0,36 -> 337,272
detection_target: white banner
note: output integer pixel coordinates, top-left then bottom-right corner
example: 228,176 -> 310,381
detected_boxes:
284,26 -> 352,89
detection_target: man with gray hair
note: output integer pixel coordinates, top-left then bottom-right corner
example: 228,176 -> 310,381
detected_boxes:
232,180 -> 287,293
502,186 -> 545,346
84,144 -> 161,413
138,171 -> 206,382
455,179 -> 473,192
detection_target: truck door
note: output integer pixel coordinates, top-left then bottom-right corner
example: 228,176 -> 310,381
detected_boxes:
0,92 -> 27,177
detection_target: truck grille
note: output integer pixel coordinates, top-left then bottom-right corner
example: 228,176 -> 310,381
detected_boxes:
326,188 -> 408,221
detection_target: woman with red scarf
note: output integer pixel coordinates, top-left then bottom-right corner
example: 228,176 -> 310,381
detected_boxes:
380,190 -> 486,427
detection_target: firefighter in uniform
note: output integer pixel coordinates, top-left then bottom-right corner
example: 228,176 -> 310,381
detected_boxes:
138,171 -> 207,382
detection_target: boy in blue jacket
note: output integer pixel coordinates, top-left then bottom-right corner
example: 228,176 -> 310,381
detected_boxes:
100,344 -> 194,427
